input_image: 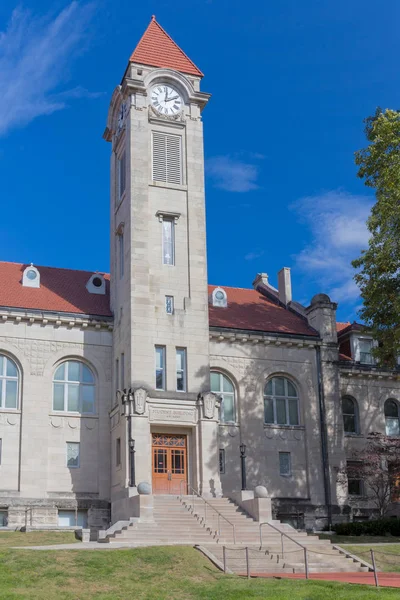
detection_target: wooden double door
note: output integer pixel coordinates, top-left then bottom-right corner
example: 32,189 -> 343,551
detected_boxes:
152,433 -> 187,495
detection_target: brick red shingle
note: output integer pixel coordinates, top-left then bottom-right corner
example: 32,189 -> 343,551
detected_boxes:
130,16 -> 203,77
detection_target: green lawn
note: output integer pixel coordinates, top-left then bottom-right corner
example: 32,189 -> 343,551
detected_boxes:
343,544 -> 400,573
0,540 -> 399,599
0,531 -> 78,547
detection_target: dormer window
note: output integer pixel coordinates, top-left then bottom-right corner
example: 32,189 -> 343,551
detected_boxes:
86,273 -> 106,295
359,338 -> 374,364
22,264 -> 40,288
211,287 -> 227,308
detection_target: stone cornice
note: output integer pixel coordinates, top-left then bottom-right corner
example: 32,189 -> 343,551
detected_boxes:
209,328 -> 320,348
339,364 -> 400,381
0,307 -> 113,331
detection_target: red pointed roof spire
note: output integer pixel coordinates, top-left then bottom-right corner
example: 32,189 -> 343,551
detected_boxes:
130,16 -> 203,78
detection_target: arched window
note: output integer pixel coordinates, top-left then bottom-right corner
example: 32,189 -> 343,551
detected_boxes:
53,361 -> 95,414
211,371 -> 235,423
342,396 -> 359,434
264,376 -> 299,426
0,354 -> 19,409
385,399 -> 400,437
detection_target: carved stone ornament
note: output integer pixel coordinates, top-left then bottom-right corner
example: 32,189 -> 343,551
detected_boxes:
202,392 -> 218,419
134,387 -> 147,415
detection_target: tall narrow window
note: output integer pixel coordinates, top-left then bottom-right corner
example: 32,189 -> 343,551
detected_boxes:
116,438 -> 121,467
0,354 -> 19,409
117,152 -> 126,201
155,346 -> 166,390
152,132 -> 182,184
347,461 -> 363,496
219,449 -> 225,474
358,338 -> 373,364
162,219 -> 175,265
118,233 -> 124,279
279,452 -> 292,476
176,348 -> 187,392
120,354 -> 125,390
385,399 -> 400,437
66,442 -> 80,468
165,296 -> 174,314
342,396 -> 359,434
115,358 -> 119,391
211,372 -> 236,423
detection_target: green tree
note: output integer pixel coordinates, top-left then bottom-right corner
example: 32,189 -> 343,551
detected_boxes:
353,108 -> 400,368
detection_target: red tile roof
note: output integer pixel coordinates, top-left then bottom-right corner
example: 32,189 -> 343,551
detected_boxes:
130,16 -> 203,77
337,322 -> 351,333
337,321 -> 364,336
208,285 -> 319,337
0,262 -> 111,317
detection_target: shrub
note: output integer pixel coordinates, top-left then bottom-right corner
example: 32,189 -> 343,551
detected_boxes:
333,518 -> 400,536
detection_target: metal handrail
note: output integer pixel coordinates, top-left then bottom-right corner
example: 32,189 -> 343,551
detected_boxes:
179,480 -> 236,544
259,521 -> 309,578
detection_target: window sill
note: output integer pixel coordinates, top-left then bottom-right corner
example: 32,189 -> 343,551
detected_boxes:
219,422 -> 239,427
344,433 -> 364,438
150,181 -> 187,192
49,412 -> 98,419
0,408 -> 21,414
264,424 -> 304,430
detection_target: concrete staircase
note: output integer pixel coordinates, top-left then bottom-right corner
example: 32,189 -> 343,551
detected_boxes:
101,494 -> 370,575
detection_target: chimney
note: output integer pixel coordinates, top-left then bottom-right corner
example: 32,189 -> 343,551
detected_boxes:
252,273 -> 269,290
278,267 -> 292,306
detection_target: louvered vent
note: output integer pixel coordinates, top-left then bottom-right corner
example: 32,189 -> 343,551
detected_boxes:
152,132 -> 182,185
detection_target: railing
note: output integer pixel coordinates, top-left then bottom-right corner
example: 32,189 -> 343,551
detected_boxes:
179,480 -> 236,544
259,521 -> 309,578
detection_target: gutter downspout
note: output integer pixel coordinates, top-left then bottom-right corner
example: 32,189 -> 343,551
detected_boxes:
316,346 -> 332,530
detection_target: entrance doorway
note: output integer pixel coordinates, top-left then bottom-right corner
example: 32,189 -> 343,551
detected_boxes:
152,433 -> 187,494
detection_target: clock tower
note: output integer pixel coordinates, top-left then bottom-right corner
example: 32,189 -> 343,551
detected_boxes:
104,17 -> 221,518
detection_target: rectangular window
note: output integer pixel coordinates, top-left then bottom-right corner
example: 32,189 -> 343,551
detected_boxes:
66,442 -> 80,468
279,452 -> 291,477
152,131 -> 182,184
120,354 -> 125,390
162,219 -> 175,265
115,358 -> 119,391
155,346 -> 166,390
116,438 -> 121,467
117,152 -> 126,201
57,510 -> 87,528
219,449 -> 225,474
165,295 -> 174,314
347,461 -> 363,496
176,348 -> 187,392
0,510 -> 8,527
359,339 -> 373,364
118,233 -> 124,278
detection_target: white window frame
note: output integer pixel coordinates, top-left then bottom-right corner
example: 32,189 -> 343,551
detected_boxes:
176,348 -> 187,392
162,218 -> 175,266
66,442 -> 80,469
155,346 -> 166,391
0,354 -> 19,410
342,396 -> 360,435
264,377 -> 299,426
53,361 -> 96,415
385,399 -> 400,437
211,371 -> 236,424
279,452 -> 292,477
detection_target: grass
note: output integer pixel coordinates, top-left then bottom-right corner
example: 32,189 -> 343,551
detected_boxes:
0,531 -> 78,547
318,534 -> 400,544
0,536 -> 398,599
343,544 -> 400,573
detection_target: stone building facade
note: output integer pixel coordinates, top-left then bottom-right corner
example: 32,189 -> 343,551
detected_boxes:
0,17 -> 399,532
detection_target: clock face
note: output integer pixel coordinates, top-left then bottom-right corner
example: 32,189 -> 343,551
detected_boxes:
151,85 -> 183,116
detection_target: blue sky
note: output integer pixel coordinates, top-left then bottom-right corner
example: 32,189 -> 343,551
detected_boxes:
1,1 -> 398,322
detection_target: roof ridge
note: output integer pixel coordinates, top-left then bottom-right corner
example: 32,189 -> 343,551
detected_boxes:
0,260 -> 109,277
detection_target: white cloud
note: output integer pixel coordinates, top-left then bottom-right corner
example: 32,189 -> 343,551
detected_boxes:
206,156 -> 259,192
0,3 -> 96,136
244,250 -> 264,261
291,190 -> 373,305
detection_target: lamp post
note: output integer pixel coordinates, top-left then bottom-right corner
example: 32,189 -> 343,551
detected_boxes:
129,438 -> 136,487
240,442 -> 247,491
120,388 -> 136,488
